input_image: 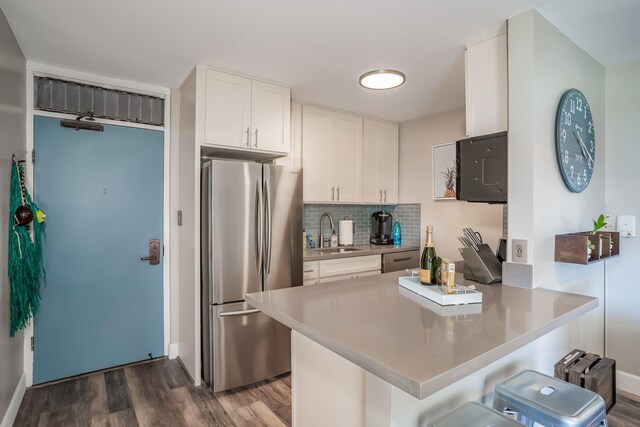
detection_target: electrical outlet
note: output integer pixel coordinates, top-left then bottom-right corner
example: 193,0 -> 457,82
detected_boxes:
512,239 -> 528,263
602,213 -> 615,232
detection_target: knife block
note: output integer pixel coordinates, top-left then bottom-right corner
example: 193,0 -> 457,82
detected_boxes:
461,244 -> 502,284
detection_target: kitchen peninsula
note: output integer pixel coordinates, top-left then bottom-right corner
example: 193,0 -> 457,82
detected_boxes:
246,271 -> 598,426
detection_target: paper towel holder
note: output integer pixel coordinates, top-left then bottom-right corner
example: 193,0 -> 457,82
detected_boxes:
338,217 -> 355,246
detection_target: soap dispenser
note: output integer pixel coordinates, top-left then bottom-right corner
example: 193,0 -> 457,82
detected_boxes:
330,230 -> 338,248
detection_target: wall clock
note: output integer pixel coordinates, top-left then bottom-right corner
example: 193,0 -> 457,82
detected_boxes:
555,88 -> 595,193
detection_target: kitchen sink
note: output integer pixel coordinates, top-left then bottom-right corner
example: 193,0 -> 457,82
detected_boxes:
310,247 -> 363,255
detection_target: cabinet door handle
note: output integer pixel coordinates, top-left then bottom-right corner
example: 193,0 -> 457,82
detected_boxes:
384,189 -> 387,203
337,186 -> 340,201
254,129 -> 258,148
393,257 -> 412,262
331,186 -> 335,201
379,189 -> 382,202
245,127 -> 250,147
303,270 -> 315,273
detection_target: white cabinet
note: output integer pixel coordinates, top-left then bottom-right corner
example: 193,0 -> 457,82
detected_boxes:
302,106 -> 333,202
303,255 -> 382,285
363,119 -> 399,204
465,30 -> 507,137
205,70 -> 252,148
303,261 -> 319,285
204,69 -> 290,154
318,255 -> 381,281
302,106 -> 363,203
251,80 -> 291,152
317,270 -> 381,284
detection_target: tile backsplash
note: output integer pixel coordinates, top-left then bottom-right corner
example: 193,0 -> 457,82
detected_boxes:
303,203 -> 421,246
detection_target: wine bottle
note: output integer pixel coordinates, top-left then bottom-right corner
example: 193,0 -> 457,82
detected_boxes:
420,225 -> 438,285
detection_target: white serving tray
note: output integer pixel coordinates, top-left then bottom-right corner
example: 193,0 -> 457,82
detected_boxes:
398,287 -> 482,316
398,276 -> 483,306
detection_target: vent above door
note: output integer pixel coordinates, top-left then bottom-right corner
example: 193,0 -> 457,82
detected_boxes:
34,76 -> 165,126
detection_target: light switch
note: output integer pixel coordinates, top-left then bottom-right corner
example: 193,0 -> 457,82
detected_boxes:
617,215 -> 636,238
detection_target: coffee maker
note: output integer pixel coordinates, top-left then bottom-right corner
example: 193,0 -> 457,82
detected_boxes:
370,211 -> 393,245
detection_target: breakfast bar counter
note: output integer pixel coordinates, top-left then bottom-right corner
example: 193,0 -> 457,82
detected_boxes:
246,271 -> 598,426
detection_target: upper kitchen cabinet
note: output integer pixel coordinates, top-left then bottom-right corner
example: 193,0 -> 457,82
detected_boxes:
204,68 -> 291,156
302,106 -> 363,202
465,29 -> 507,137
251,80 -> 291,152
362,119 -> 398,204
205,70 -> 252,148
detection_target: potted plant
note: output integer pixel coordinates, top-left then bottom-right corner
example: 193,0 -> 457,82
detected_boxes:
590,214 -> 611,256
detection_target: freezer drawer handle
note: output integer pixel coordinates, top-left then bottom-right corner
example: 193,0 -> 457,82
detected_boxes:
393,256 -> 412,262
219,308 -> 261,317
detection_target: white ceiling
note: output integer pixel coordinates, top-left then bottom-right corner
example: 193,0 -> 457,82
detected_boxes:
1,0 -> 638,123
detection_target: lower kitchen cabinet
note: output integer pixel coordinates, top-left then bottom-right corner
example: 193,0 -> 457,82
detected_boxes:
318,270 -> 380,283
303,261 -> 320,285
319,255 -> 381,277
303,255 -> 382,285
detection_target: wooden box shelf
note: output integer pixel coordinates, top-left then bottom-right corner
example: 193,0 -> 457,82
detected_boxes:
554,349 -> 617,413
555,231 -> 620,265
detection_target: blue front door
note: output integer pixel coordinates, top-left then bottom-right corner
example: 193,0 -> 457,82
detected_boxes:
33,115 -> 164,384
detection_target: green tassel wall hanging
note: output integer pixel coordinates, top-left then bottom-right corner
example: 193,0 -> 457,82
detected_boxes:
8,156 -> 45,336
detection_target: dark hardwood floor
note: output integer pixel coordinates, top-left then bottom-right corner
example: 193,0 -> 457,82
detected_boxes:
14,358 -> 291,427
608,389 -> 640,427
13,358 -> 640,426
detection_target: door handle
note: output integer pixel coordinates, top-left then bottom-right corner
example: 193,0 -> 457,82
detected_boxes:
219,308 -> 260,317
264,178 -> 272,274
256,178 -> 263,275
141,239 -> 160,265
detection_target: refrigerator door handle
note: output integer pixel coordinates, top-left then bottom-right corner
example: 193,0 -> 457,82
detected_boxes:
219,308 -> 260,317
264,178 -> 272,275
256,178 -> 264,275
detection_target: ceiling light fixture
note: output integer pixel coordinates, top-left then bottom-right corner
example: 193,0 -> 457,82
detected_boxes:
359,69 -> 406,90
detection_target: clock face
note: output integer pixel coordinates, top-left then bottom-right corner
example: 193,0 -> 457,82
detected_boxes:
556,88 -> 595,193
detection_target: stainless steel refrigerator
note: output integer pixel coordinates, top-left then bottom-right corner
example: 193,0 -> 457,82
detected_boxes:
201,159 -> 302,392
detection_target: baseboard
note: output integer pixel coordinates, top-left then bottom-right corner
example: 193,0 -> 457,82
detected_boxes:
617,370 -> 640,396
0,372 -> 26,427
169,343 -> 179,360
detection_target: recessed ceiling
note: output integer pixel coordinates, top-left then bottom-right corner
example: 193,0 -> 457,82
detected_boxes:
1,0 -> 638,123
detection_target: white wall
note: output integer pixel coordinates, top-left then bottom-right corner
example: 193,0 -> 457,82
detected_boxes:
605,58 -> 640,387
399,107 -> 503,261
0,8 -> 26,425
169,88 -> 181,357
177,68 -> 202,384
508,9 -> 606,365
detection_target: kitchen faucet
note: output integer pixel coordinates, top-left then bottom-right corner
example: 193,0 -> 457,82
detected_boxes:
319,212 -> 335,248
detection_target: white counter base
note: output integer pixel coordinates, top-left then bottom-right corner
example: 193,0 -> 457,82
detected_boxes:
292,330 -> 563,427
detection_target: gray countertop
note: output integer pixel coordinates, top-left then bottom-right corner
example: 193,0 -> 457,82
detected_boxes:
303,243 -> 420,261
246,271 -> 598,399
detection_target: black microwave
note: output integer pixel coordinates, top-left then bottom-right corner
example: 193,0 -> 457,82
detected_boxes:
456,131 -> 507,204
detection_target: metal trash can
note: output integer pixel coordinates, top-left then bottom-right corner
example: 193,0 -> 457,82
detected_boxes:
492,370 -> 608,427
427,401 -> 522,427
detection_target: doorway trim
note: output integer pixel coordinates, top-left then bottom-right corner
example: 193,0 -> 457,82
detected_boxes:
24,61 -> 172,387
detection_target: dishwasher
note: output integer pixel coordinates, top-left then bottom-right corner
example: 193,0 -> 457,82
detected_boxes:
382,250 -> 420,273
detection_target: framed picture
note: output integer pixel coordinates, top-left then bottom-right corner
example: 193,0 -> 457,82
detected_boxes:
433,142 -> 457,200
